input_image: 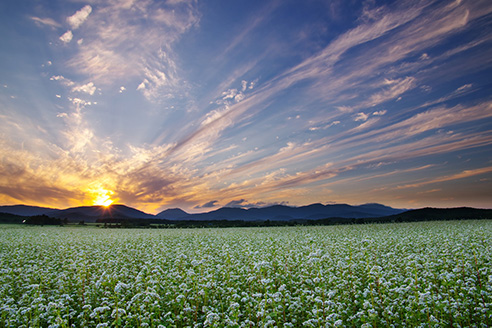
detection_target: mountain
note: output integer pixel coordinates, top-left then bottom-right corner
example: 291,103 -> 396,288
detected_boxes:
0,203 -> 405,221
377,207 -> 492,222
1,203 -> 490,226
166,203 -> 406,221
51,204 -> 155,222
0,212 -> 26,224
0,205 -> 59,216
0,204 -> 156,222
358,203 -> 408,216
156,208 -> 190,219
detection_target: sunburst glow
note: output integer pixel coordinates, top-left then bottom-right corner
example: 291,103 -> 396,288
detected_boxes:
90,187 -> 114,207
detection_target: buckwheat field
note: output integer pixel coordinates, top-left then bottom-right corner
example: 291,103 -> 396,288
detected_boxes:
1,220 -> 491,327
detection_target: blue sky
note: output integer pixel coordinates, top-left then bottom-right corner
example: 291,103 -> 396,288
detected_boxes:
1,0 -> 491,213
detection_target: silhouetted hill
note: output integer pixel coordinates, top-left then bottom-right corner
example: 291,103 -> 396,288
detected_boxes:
4,203 -> 488,227
0,205 -> 58,216
171,203 -> 406,221
377,207 -> 492,222
51,204 -> 155,222
358,203 -> 408,216
0,203 -> 405,222
156,208 -> 190,219
0,212 -> 25,224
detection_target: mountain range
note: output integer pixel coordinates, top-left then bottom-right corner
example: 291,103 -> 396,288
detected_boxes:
0,204 -> 154,222
0,203 -> 405,222
157,203 -> 405,221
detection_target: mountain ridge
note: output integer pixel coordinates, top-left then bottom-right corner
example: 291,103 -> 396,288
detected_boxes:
0,204 -> 155,222
157,203 -> 406,221
0,205 -> 58,216
1,202 -> 404,221
1,203 -> 491,225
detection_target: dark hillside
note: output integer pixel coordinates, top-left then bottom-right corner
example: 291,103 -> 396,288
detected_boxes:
0,205 -> 58,216
0,212 -> 25,224
375,207 -> 492,222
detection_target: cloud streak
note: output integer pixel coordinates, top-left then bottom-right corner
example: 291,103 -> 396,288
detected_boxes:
30,16 -> 61,28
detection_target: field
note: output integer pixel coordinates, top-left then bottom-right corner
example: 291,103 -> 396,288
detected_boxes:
0,221 -> 491,327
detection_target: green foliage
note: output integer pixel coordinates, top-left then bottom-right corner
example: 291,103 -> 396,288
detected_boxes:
0,221 -> 491,327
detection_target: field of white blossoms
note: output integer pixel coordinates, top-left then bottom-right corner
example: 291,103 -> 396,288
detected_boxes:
0,220 -> 491,327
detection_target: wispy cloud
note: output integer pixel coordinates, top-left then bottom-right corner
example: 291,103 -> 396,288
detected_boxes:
396,166 -> 492,190
365,77 -> 416,108
30,16 -> 61,28
62,0 -> 199,102
187,0 -> 482,151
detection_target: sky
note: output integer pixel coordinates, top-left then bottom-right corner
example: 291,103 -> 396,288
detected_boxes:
0,0 -> 491,214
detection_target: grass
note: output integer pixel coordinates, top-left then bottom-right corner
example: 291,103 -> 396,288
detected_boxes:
0,220 -> 491,327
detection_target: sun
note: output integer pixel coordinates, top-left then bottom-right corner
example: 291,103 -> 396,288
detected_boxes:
91,187 -> 115,207
94,195 -> 114,207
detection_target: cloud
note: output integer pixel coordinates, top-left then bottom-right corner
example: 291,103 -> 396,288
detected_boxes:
223,199 -> 285,209
137,82 -> 146,91
456,83 -> 472,92
59,30 -> 73,43
328,100 -> 492,160
419,53 -> 430,60
74,82 -> 97,95
353,118 -> 379,131
221,88 -> 245,102
72,82 -> 97,95
337,106 -> 353,113
62,0 -> 199,102
50,75 -> 75,86
372,110 -> 386,116
397,167 -> 492,190
274,0 -> 482,116
67,5 -> 92,30
224,90 -> 236,101
366,77 -> 416,107
51,76 -> 97,96
393,102 -> 492,137
354,112 -> 369,122
30,16 -> 61,28
195,200 -> 219,209
224,199 -> 247,207
309,121 -> 340,131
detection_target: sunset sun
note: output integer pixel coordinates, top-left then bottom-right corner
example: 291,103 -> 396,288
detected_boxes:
90,187 -> 115,207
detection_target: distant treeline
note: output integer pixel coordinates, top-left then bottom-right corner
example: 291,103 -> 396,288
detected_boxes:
1,207 -> 491,228
0,214 -> 83,226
